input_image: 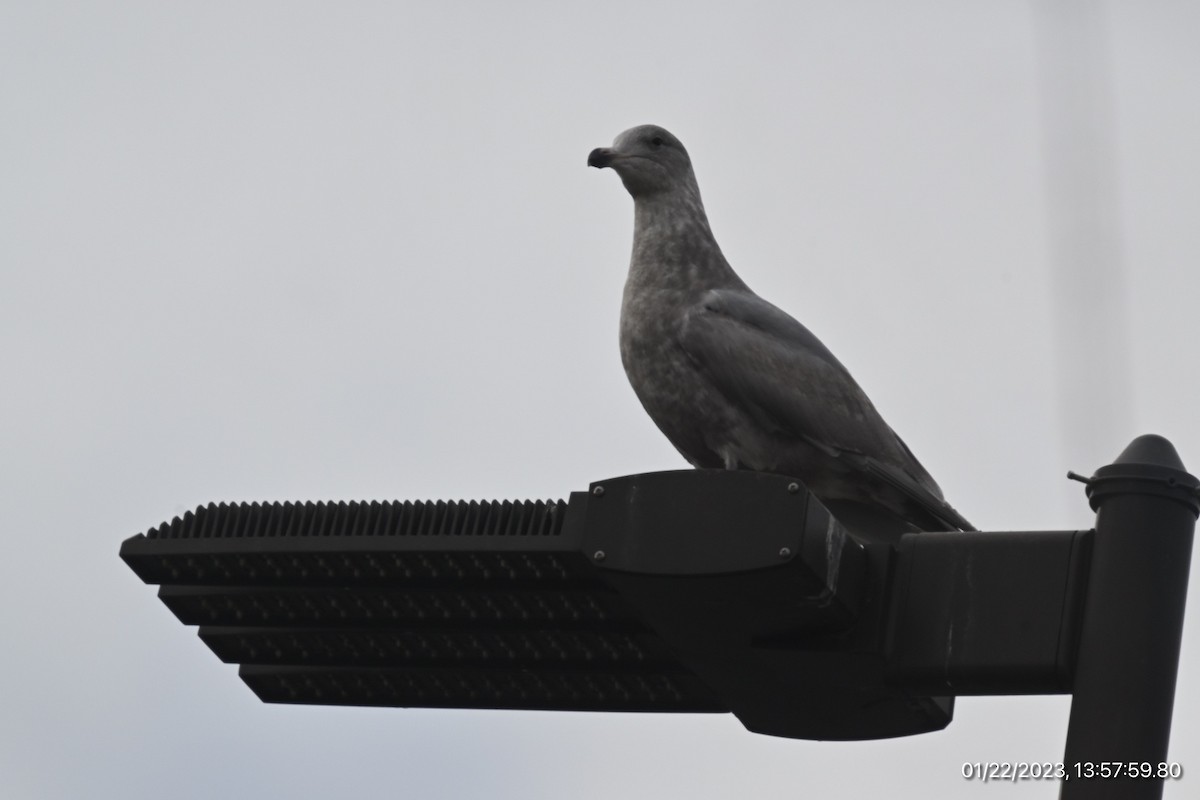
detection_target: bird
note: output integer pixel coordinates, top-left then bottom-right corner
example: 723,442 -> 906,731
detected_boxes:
588,124 -> 973,539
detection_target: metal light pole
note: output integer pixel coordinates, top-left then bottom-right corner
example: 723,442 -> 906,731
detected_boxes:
1061,435 -> 1199,798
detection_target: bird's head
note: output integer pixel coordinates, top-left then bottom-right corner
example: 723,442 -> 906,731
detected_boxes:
588,125 -> 694,199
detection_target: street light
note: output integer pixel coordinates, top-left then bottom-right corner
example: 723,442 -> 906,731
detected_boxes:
121,435 -> 1197,795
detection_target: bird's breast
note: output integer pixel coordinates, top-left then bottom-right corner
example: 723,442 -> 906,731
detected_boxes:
618,287 -> 739,468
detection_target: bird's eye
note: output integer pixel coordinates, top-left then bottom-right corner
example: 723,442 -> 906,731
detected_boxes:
650,136 -> 664,147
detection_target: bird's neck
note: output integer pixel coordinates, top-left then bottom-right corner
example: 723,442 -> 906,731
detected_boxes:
628,185 -> 745,294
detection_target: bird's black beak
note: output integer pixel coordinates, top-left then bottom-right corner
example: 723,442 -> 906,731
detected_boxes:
588,147 -> 616,168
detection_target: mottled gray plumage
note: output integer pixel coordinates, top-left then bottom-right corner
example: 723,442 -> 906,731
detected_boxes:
588,124 -> 973,537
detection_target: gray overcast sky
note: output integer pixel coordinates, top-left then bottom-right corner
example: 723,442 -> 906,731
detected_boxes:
3,1 -> 1199,798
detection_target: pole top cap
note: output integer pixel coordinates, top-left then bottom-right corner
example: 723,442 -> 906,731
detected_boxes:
1075,434 -> 1200,517
1112,433 -> 1188,471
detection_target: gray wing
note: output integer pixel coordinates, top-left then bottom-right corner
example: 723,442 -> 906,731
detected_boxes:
679,288 -> 973,531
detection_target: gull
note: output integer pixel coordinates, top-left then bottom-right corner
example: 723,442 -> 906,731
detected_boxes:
588,124 -> 973,538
